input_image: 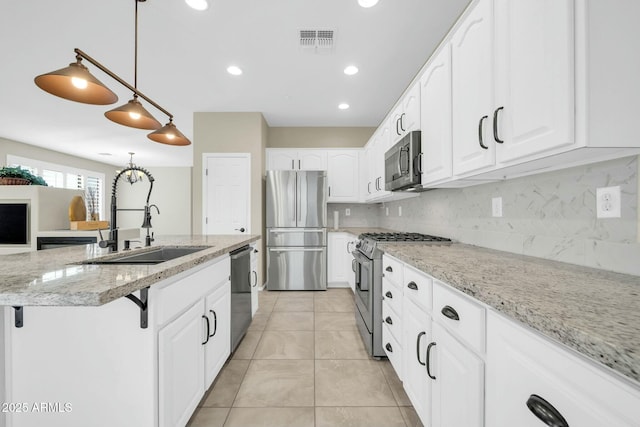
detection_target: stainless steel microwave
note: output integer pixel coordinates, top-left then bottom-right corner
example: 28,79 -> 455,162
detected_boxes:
384,130 -> 422,191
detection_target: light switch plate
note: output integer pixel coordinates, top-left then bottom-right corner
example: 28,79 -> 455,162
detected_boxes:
345,208 -> 351,216
596,186 -> 621,218
492,197 -> 503,217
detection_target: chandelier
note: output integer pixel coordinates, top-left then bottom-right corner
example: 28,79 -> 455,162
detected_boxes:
34,0 -> 190,146
117,153 -> 145,185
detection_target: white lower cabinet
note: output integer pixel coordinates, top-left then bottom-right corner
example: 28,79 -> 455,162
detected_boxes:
431,322 -> 484,427
204,284 -> 231,387
158,301 -> 206,427
328,232 -> 357,290
402,298 -> 432,423
486,311 -> 640,427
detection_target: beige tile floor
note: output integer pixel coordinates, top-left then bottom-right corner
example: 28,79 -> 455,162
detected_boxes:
187,288 -> 424,427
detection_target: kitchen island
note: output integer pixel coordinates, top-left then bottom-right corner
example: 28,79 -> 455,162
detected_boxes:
0,234 -> 259,427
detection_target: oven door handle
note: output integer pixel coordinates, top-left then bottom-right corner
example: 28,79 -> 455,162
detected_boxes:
352,250 -> 373,265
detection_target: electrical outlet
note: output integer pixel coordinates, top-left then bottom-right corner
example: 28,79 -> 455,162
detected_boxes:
492,197 -> 503,217
398,206 -> 402,217
596,186 -> 621,218
386,207 -> 389,216
345,208 -> 351,216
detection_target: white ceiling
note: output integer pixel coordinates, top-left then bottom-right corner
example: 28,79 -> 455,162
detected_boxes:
0,0 -> 470,167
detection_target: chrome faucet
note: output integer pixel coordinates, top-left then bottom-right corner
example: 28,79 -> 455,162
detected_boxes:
99,166 -> 156,252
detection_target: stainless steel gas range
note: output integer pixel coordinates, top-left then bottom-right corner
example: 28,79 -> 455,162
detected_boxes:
352,232 -> 452,357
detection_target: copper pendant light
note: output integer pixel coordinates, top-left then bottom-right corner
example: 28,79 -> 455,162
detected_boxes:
148,119 -> 191,146
34,0 -> 191,146
105,95 -> 161,130
34,58 -> 118,105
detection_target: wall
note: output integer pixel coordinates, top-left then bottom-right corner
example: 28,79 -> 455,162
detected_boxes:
192,112 -> 267,284
116,167 -> 192,237
328,203 -> 381,229
1,137 -> 117,221
268,127 -> 374,148
378,156 -> 640,276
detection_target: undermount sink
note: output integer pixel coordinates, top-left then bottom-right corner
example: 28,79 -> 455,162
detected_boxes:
81,246 -> 210,265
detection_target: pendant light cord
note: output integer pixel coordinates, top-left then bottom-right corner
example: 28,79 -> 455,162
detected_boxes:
134,0 -> 138,90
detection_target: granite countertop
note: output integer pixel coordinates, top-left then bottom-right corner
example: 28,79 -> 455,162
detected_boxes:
0,235 -> 259,307
380,242 -> 640,384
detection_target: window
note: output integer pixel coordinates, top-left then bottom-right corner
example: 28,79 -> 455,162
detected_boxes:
7,155 -> 106,220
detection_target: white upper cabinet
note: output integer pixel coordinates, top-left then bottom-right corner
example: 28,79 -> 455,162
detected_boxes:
266,149 -> 328,170
451,0 -> 495,177
390,83 -> 421,145
327,150 -> 360,202
493,0 -> 574,164
420,44 -> 453,186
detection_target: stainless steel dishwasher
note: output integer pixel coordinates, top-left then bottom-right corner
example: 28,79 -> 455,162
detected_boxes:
230,245 -> 252,353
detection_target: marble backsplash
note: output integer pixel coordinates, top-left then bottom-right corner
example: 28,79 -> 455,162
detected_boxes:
343,156 -> 640,276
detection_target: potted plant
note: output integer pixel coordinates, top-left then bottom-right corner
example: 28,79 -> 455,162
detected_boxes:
0,166 -> 48,186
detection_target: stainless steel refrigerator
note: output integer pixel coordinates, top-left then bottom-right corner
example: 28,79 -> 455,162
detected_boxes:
265,170 -> 327,291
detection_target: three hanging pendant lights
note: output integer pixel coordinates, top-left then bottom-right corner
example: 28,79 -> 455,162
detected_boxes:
34,0 -> 191,146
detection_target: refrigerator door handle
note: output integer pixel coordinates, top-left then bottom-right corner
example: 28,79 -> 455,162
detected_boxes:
269,228 -> 325,233
296,173 -> 302,224
269,248 -> 324,252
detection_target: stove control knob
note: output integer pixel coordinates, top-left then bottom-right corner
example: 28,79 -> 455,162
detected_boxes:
355,241 -> 362,249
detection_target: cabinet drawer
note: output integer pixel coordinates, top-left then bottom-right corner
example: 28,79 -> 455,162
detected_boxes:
155,255 -> 230,327
382,299 -> 403,343
383,323 -> 403,381
487,311 -> 640,427
432,279 -> 485,354
382,277 -> 402,315
382,254 -> 403,288
403,264 -> 433,311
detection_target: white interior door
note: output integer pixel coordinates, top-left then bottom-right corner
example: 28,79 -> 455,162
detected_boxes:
203,153 -> 251,235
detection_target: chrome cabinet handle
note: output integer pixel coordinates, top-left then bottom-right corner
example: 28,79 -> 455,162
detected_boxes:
493,106 -> 504,143
291,159 -> 294,169
298,159 -> 301,169
328,186 -> 331,197
367,182 -> 371,194
407,281 -> 418,291
385,291 -> 393,299
426,342 -> 436,379
385,316 -> 393,325
400,112 -> 406,132
416,152 -> 423,174
209,310 -> 217,337
202,315 -> 210,345
478,115 -> 489,149
526,395 -> 569,427
385,343 -> 393,352
416,332 -> 426,366
396,117 -> 401,136
441,305 -> 460,321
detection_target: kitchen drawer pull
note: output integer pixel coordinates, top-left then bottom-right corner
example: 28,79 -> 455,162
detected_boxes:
493,106 -> 504,143
400,113 -> 406,132
385,343 -> 393,353
478,115 -> 489,149
202,315 -> 210,345
385,266 -> 393,272
367,182 -> 371,194
416,331 -> 426,366
209,310 -> 218,337
385,291 -> 393,299
426,342 -> 436,380
396,117 -> 401,135
416,152 -> 423,174
441,305 -> 460,321
407,281 -> 418,291
526,394 -> 569,427
385,316 -> 393,325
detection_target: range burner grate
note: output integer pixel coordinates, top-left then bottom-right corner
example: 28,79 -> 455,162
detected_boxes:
360,232 -> 451,242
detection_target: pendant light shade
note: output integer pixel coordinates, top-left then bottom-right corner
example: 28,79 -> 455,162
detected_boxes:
148,120 -> 191,146
104,96 -> 161,130
34,60 -> 118,105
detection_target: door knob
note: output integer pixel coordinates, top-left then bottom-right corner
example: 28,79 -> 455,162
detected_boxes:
235,227 -> 245,233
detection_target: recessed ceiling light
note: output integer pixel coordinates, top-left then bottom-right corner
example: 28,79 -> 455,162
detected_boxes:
227,65 -> 243,76
344,65 -> 359,76
185,0 -> 208,11
358,0 -> 379,8
338,103 -> 350,110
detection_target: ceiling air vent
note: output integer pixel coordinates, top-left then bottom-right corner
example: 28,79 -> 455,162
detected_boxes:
299,29 -> 335,53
